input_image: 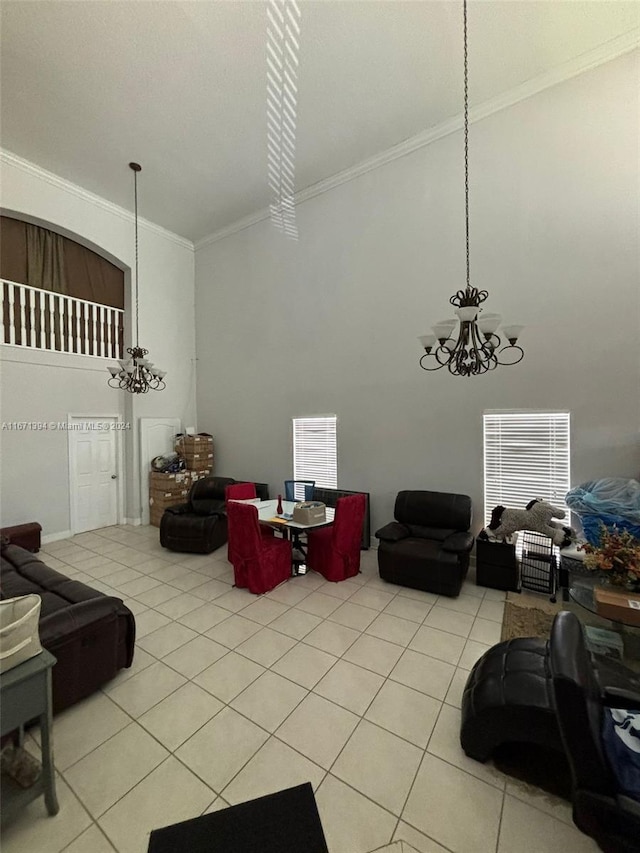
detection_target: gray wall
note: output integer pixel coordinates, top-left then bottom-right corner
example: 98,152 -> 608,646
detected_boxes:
195,52 -> 639,536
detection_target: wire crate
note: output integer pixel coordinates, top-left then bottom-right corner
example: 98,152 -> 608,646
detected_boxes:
519,530 -> 558,600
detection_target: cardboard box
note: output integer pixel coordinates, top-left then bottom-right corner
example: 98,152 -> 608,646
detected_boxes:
594,586 -> 640,627
149,470 -> 193,489
175,433 -> 213,453
292,501 -> 326,526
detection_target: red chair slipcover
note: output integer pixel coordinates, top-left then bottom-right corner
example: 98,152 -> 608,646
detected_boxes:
225,483 -> 273,563
227,502 -> 292,595
307,493 -> 366,582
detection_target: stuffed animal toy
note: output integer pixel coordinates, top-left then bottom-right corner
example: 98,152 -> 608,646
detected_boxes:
479,499 -> 575,547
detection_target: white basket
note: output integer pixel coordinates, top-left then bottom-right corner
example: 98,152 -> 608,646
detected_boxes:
0,595 -> 43,674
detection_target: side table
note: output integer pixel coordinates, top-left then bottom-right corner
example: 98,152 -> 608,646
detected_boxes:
1,649 -> 59,824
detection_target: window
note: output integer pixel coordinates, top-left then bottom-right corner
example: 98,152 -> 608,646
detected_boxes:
293,416 -> 337,491
483,411 -> 571,527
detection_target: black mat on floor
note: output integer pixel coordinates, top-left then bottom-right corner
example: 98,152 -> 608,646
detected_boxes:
147,782 -> 329,853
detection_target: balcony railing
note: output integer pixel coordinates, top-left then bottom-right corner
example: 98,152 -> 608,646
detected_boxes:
1,279 -> 124,360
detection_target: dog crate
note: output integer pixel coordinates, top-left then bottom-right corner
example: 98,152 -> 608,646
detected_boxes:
519,530 -> 558,601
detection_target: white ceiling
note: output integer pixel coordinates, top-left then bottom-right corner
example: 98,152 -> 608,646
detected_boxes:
1,1 -> 638,243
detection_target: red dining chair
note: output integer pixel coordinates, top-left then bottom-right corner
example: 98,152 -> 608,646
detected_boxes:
225,482 -> 273,563
307,493 -> 366,582
227,501 -> 292,594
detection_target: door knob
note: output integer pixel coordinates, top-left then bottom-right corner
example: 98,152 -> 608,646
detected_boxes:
111,475 -> 117,479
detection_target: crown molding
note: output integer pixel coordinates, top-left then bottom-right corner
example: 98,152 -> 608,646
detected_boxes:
0,149 -> 194,252
195,30 -> 639,252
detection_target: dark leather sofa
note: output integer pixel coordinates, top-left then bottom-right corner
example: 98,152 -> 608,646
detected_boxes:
375,490 -> 474,597
1,542 -> 135,713
160,476 -> 269,554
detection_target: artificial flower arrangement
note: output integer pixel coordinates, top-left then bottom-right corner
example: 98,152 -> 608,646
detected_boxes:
579,525 -> 640,589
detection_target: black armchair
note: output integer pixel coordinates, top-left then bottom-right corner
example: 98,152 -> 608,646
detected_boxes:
160,476 -> 235,554
375,490 -> 473,597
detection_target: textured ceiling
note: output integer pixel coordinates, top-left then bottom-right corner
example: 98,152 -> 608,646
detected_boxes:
1,1 -> 638,242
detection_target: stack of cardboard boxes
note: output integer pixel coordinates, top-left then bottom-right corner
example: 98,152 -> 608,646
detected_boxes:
174,433 -> 214,472
148,433 -> 214,527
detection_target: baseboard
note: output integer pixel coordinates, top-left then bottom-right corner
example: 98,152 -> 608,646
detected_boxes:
123,517 -> 142,527
42,529 -> 73,544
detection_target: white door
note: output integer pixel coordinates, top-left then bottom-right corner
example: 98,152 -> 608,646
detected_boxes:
69,419 -> 118,533
139,417 -> 181,525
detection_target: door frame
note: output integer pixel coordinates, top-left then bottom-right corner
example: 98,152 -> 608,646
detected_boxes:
139,417 -> 182,526
67,413 -> 125,533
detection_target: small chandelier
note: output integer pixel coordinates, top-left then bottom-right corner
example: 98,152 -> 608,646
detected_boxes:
418,0 -> 524,377
107,163 -> 166,393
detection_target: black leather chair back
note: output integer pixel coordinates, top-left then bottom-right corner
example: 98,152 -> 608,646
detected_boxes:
394,491 -> 471,532
190,476 -> 235,516
549,611 -> 616,797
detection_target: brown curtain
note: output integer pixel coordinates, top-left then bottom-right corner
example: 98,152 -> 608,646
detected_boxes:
26,223 -> 68,294
0,216 -> 124,308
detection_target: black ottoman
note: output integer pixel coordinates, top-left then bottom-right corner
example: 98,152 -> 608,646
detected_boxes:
460,637 -> 564,762
148,783 -> 329,853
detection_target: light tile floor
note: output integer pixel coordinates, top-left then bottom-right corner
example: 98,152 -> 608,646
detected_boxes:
2,525 -> 599,853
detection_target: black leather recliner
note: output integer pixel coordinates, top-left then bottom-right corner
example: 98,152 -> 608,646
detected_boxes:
550,612 -> 640,853
160,476 -> 234,554
375,490 -> 474,597
461,612 -> 640,853
160,477 -> 270,554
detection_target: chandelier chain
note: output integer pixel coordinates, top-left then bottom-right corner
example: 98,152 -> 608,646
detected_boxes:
463,0 -> 470,292
133,167 -> 140,346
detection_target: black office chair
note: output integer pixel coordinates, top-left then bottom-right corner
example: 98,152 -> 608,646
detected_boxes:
549,612 -> 640,853
284,480 -> 315,502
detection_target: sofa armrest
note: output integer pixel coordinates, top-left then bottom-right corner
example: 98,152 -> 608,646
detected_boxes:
38,596 -> 130,646
375,522 -> 410,543
442,531 -> 474,554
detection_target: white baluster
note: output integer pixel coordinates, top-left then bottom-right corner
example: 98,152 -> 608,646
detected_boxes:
106,307 -> 113,358
82,303 -> 89,354
75,300 -> 81,353
39,290 -> 46,348
114,310 -> 121,359
98,304 -> 104,357
59,293 -> 67,353
18,285 -> 27,346
29,289 -> 36,347
64,296 -> 72,352
48,293 -> 56,350
91,304 -> 97,355
0,281 -> 5,344
8,283 -> 16,345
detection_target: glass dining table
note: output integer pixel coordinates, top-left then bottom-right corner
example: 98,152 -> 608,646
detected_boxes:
567,572 -> 640,672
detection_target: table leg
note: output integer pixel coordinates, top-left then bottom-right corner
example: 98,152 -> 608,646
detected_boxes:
40,669 -> 59,816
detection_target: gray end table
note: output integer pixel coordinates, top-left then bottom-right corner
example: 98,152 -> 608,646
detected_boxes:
1,649 -> 59,824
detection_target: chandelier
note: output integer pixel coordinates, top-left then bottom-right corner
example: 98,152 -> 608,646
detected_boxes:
107,163 -> 166,393
418,0 -> 524,377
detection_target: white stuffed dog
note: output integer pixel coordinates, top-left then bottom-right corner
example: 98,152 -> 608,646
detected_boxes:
481,498 -> 575,547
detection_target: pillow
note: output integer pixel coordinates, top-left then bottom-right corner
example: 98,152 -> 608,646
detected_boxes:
602,707 -> 640,802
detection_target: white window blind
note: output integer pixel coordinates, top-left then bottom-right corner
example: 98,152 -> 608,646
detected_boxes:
483,412 -> 571,527
293,416 -> 337,489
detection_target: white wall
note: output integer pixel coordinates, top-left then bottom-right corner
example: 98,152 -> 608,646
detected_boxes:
0,156 -> 196,536
195,51 -> 639,536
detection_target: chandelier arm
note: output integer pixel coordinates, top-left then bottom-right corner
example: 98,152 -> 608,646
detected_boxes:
495,343 -> 525,366
419,353 -> 447,371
